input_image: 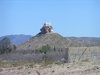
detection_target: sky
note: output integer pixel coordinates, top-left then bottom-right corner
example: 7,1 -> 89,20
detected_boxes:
0,0 -> 100,37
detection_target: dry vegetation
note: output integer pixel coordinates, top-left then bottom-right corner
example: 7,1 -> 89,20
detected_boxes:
0,47 -> 100,75
0,60 -> 100,75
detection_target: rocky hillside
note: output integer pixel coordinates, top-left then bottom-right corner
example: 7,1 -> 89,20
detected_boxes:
66,37 -> 100,46
17,23 -> 78,50
1,35 -> 100,46
17,33 -> 78,50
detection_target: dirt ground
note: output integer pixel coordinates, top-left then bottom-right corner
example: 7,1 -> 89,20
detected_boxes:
0,61 -> 100,75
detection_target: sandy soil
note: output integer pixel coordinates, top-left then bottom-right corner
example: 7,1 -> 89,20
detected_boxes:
0,61 -> 100,75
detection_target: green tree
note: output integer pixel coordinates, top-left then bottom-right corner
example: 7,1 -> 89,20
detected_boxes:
13,45 -> 16,50
39,44 -> 52,62
39,44 -> 51,54
0,37 -> 13,54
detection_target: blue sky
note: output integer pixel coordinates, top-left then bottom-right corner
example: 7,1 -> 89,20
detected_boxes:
0,0 -> 100,37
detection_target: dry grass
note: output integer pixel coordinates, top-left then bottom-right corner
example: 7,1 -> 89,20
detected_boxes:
0,60 -> 100,75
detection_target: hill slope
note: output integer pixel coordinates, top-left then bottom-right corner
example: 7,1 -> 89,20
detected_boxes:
66,37 -> 100,46
0,35 -> 100,46
17,33 -> 78,50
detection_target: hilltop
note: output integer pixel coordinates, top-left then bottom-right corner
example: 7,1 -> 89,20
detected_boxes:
17,23 -> 78,50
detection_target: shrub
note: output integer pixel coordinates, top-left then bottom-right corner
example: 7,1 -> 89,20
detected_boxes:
44,57 -> 53,65
39,44 -> 51,54
52,70 -> 55,73
0,68 -> 3,72
81,59 -> 89,62
11,62 -> 20,67
36,70 -> 41,75
55,62 -> 61,65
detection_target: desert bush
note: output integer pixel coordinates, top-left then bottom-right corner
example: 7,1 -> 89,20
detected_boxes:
36,70 -> 41,75
32,50 -> 35,53
52,70 -> 55,73
55,62 -> 61,65
0,61 -> 11,67
44,57 -> 53,65
11,62 -> 21,67
0,68 -> 3,72
17,66 -> 23,70
0,60 -> 35,68
27,62 -> 34,68
81,59 -> 89,62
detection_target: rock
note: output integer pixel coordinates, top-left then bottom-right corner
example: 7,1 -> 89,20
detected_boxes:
39,22 -> 54,34
61,58 -> 66,63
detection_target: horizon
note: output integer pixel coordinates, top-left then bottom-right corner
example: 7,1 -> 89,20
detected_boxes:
1,34 -> 100,38
0,0 -> 100,37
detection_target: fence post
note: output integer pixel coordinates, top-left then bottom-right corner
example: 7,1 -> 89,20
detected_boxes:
65,47 -> 69,63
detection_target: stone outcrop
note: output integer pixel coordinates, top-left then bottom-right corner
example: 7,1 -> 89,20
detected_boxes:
39,22 -> 54,34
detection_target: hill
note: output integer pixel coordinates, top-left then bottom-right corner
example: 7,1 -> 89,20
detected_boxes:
0,34 -> 32,45
0,35 -> 100,47
66,37 -> 100,46
17,33 -> 78,50
17,23 -> 79,50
